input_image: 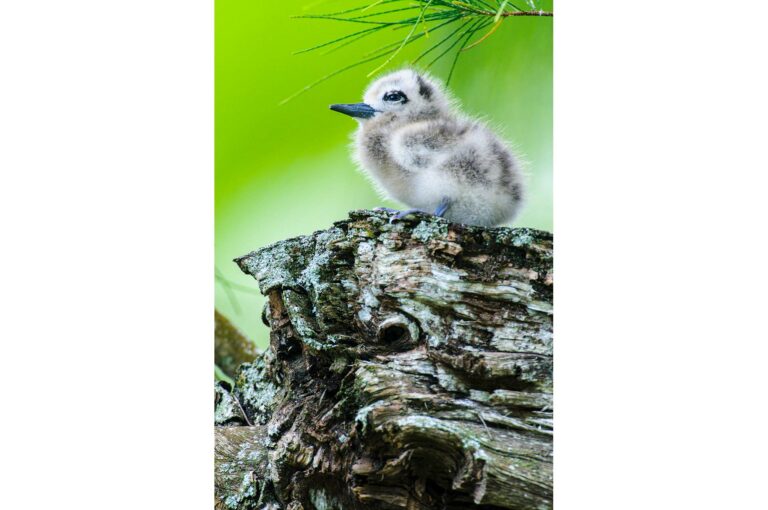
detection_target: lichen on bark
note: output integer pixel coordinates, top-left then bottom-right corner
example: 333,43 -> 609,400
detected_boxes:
215,209 -> 553,510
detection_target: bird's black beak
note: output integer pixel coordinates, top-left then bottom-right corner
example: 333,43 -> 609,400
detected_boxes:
329,103 -> 377,119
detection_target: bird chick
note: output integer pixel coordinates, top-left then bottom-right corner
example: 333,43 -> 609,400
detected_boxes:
330,69 -> 524,227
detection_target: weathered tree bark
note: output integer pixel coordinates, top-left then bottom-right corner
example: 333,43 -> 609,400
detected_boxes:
215,210 -> 553,510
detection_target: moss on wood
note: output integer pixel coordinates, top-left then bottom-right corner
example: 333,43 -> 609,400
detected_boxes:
216,210 -> 553,509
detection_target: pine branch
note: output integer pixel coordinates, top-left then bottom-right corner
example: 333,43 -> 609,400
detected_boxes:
282,0 -> 552,102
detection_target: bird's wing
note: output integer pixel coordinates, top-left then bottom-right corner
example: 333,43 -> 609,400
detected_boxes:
390,120 -> 465,171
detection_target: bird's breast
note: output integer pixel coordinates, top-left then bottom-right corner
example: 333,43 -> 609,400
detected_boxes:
356,127 -> 419,203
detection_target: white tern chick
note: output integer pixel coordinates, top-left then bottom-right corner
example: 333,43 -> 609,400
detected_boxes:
330,69 -> 524,227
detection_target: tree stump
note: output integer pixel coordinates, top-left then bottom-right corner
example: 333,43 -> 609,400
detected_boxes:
215,210 -> 553,510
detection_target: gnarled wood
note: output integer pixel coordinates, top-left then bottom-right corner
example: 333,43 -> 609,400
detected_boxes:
215,209 -> 553,510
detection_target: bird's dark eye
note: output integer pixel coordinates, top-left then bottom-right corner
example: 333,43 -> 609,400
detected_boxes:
383,91 -> 407,103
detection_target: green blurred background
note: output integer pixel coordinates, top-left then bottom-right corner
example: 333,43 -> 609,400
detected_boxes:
216,0 -> 553,348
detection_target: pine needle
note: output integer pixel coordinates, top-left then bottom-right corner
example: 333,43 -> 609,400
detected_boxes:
293,15 -> 395,25
366,16 -> 461,58
366,0 -> 433,77
494,0 -> 509,23
303,0 -> 405,17
281,46 -> 401,105
294,26 -> 382,54
361,0 -> 388,13
412,17 -> 473,64
281,0 -> 552,102
462,16 -> 502,51
426,17 -> 483,68
345,6 -> 423,20
447,19 -> 489,83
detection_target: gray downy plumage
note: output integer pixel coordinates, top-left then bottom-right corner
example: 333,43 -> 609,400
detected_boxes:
330,68 -> 525,227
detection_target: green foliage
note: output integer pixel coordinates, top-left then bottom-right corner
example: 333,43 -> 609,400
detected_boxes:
215,364 -> 235,386
285,0 -> 553,101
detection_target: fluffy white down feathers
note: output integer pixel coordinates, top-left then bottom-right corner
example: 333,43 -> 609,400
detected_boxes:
332,69 -> 524,227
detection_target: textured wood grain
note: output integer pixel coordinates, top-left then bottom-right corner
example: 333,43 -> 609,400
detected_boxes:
215,209 -> 553,510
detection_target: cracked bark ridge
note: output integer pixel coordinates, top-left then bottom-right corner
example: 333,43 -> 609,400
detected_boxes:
215,209 -> 553,510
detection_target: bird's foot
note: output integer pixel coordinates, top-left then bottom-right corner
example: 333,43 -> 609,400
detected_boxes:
374,207 -> 426,223
433,197 -> 451,218
388,208 -> 426,224
375,198 -> 451,224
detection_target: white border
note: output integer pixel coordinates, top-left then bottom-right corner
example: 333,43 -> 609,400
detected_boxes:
1,1 -> 213,508
556,1 -> 768,508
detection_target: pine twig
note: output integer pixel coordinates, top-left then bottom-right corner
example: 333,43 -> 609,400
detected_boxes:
282,0 -> 552,102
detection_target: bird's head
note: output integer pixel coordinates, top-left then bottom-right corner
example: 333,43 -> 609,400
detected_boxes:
330,69 -> 448,124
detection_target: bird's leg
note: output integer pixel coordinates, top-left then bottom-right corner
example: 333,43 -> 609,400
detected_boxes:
389,208 -> 426,223
378,198 -> 451,224
433,197 -> 451,217
374,206 -> 426,222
